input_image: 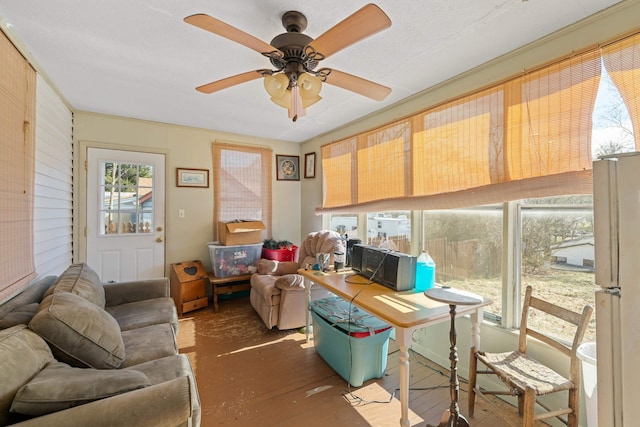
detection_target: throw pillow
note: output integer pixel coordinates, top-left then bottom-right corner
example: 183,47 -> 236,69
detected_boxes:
29,292 -> 125,369
44,263 -> 105,308
10,361 -> 150,416
0,325 -> 54,426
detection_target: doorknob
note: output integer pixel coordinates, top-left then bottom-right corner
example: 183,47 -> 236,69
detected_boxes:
156,237 -> 163,243
156,226 -> 163,232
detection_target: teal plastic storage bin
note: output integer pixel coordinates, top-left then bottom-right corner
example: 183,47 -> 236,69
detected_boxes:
310,296 -> 392,387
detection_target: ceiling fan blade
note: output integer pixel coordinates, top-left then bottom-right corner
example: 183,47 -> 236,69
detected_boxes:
308,4 -> 391,59
185,14 -> 280,55
196,70 -> 263,94
323,69 -> 391,101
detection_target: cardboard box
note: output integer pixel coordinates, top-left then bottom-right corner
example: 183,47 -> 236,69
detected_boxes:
218,220 -> 265,246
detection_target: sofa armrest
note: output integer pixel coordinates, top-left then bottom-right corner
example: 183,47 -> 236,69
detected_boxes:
103,278 -> 170,307
13,376 -> 196,427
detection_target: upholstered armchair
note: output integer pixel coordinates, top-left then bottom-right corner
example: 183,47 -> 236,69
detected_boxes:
249,230 -> 346,330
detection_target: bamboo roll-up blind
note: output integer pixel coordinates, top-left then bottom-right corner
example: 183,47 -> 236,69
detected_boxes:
318,39 -> 611,214
0,30 -> 36,302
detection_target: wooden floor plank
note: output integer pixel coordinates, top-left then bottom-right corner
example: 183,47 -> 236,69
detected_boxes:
177,296 -> 546,426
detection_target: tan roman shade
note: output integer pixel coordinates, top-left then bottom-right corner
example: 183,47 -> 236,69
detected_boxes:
212,142 -> 272,240
318,40 -> 609,214
0,30 -> 37,302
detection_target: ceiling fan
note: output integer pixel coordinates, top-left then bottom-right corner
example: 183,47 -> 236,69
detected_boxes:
184,4 -> 392,121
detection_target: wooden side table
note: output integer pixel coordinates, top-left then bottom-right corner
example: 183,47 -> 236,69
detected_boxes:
170,260 -> 209,316
424,287 -> 484,427
208,273 -> 252,312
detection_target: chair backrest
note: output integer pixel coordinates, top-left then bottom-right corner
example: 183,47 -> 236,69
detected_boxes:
518,286 -> 593,383
297,230 -> 345,268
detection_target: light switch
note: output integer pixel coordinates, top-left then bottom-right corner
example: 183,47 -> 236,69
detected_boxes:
178,209 -> 185,218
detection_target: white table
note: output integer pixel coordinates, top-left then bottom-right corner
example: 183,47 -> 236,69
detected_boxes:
299,269 -> 491,427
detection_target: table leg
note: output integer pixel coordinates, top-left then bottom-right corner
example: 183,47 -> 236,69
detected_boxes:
395,328 -> 412,427
305,278 -> 312,343
213,283 -> 219,313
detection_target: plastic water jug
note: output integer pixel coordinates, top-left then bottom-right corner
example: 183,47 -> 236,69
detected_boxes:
415,252 -> 436,291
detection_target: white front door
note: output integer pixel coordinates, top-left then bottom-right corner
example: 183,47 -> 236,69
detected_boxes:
86,148 -> 165,282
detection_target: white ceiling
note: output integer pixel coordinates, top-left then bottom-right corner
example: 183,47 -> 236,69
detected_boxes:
0,0 -> 623,143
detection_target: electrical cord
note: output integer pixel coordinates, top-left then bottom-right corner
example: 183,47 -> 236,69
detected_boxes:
342,250 -> 390,403
328,249 -> 465,407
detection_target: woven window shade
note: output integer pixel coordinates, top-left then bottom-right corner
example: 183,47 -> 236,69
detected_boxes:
602,33 -> 640,150
318,45 -> 603,214
212,142 -> 272,240
0,31 -> 36,302
321,137 -> 356,208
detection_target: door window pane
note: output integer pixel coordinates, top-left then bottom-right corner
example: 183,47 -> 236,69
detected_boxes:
99,160 -> 154,235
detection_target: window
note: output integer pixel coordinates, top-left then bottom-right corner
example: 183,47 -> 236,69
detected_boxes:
321,30 -> 640,342
423,206 -> 503,319
367,211 -> 411,254
329,214 -> 359,239
212,142 -> 272,238
521,196 -> 596,343
99,162 -> 154,235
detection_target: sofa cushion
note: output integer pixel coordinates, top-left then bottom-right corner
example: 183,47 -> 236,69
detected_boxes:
44,263 -> 105,308
120,323 -> 178,368
126,354 -> 201,426
250,274 -> 281,305
10,361 -> 150,416
105,297 -> 178,332
0,325 -> 54,426
29,292 -> 125,369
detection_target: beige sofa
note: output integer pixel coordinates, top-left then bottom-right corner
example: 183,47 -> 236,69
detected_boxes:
250,230 -> 345,330
0,263 -> 200,426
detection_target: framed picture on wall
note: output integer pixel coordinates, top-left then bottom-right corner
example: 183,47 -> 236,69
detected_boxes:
304,152 -> 316,179
276,155 -> 300,181
176,168 -> 209,188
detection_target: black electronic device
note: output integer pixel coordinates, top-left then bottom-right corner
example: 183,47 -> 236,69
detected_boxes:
350,244 -> 416,291
346,238 -> 362,266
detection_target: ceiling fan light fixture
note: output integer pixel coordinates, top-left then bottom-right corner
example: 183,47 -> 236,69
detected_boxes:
264,73 -> 289,99
299,73 -> 322,99
187,6 -> 392,123
270,90 -> 291,109
302,95 -> 321,108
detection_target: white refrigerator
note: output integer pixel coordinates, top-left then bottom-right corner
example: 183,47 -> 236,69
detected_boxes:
593,152 -> 640,427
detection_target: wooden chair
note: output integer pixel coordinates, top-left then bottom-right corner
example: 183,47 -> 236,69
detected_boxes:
468,286 -> 593,427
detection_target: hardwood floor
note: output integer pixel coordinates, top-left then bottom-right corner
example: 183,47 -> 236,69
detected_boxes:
176,296 -> 541,427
